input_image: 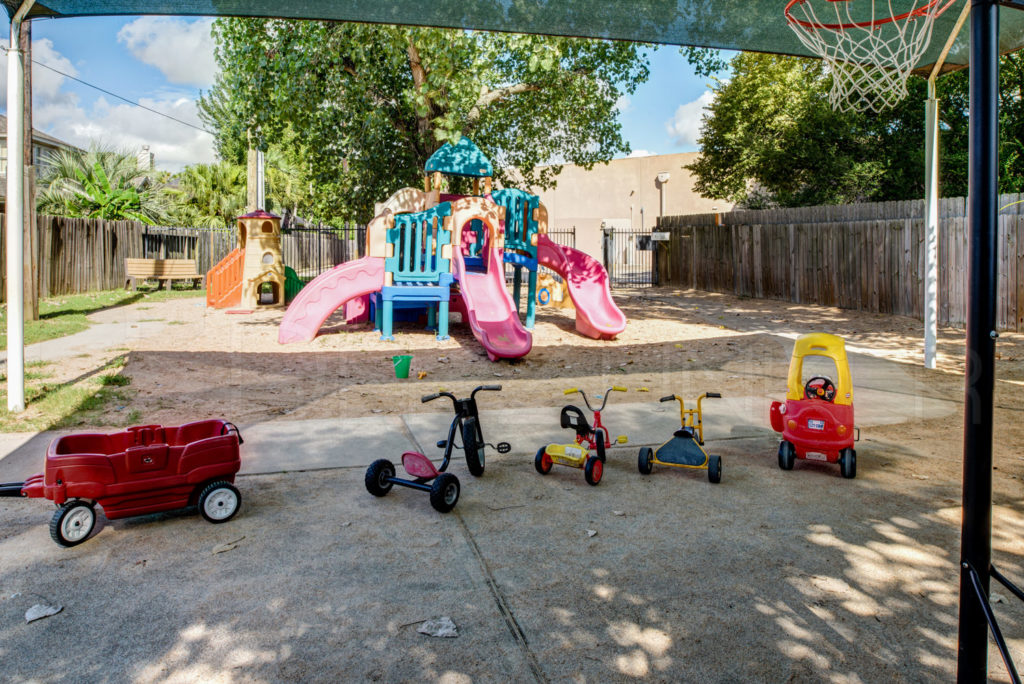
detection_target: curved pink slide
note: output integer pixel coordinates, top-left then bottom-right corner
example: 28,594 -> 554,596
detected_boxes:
278,256 -> 385,344
537,234 -> 627,340
452,243 -> 532,361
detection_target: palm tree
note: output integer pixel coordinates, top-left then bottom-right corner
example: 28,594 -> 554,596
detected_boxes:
36,144 -> 171,224
168,161 -> 246,229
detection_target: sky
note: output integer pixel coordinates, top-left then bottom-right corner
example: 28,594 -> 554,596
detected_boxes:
0,16 -> 721,172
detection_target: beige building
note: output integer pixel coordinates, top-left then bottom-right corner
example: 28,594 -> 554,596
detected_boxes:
530,152 -> 731,259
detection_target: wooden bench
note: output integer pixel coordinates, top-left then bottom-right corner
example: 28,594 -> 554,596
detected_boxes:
124,258 -> 204,291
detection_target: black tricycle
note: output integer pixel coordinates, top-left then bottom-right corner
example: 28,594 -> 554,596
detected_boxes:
364,385 -> 510,512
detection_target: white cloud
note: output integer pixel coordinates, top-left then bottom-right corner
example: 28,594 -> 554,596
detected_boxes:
1,38 -> 215,172
615,95 -> 631,113
666,90 -> 715,148
47,96 -> 215,171
118,17 -> 217,87
0,38 -> 82,125
627,149 -> 654,158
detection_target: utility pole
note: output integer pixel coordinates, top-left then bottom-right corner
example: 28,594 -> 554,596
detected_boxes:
21,18 -> 37,322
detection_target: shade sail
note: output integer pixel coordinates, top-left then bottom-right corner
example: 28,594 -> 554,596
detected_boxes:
5,1 -> 1024,74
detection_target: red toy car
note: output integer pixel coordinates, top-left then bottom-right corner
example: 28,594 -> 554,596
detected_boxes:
769,333 -> 858,478
0,420 -> 243,546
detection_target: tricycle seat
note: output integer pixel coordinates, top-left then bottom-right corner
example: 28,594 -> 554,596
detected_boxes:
560,405 -> 592,437
401,451 -> 440,479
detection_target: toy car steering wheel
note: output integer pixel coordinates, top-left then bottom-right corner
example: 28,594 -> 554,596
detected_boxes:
804,376 -> 837,402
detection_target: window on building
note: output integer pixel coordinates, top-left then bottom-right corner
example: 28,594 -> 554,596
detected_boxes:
0,145 -> 7,176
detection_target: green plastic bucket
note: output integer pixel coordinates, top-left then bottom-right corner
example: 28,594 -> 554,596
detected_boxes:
393,355 -> 412,379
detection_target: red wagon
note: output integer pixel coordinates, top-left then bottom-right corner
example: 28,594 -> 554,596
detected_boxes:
0,420 -> 243,547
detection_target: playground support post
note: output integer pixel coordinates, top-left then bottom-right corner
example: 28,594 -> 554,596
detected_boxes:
5,0 -> 35,413
957,0 -> 999,680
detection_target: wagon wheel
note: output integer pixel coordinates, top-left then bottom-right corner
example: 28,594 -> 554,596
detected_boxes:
198,481 -> 241,523
50,500 -> 96,547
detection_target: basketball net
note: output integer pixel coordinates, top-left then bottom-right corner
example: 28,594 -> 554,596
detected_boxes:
785,0 -> 955,113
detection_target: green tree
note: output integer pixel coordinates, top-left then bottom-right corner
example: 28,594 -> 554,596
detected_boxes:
685,53 -> 998,208
199,19 -> 650,222
167,161 -> 246,229
37,145 -> 170,223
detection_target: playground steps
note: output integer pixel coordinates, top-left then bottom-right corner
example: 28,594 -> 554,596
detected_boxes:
206,248 -> 244,309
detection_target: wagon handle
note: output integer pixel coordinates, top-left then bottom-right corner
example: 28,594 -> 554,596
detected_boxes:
0,481 -> 26,497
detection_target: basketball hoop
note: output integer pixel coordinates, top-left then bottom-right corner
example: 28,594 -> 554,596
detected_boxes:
785,0 -> 958,113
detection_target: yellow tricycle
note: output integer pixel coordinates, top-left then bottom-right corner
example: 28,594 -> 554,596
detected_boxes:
638,392 -> 722,483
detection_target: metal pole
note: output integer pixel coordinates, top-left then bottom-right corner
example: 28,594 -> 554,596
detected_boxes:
924,78 -> 940,370
957,0 -> 999,680
5,1 -> 36,412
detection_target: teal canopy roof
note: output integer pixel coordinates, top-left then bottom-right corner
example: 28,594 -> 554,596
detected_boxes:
5,1 -> 1024,75
424,138 -> 493,178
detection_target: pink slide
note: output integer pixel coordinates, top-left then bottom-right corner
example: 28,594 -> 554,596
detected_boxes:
537,234 -> 627,340
452,241 -> 532,361
278,256 -> 385,344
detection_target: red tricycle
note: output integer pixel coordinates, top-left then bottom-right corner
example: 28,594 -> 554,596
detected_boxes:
770,333 -> 859,478
0,420 -> 243,546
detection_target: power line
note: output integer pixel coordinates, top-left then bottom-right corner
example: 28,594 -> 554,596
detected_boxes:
3,47 -> 214,135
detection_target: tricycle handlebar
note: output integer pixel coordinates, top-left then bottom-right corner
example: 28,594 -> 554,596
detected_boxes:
705,392 -> 721,399
660,395 -> 675,403
471,385 -> 502,399
422,392 -> 455,404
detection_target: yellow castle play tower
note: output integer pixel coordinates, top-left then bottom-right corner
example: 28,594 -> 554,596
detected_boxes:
238,210 -> 285,308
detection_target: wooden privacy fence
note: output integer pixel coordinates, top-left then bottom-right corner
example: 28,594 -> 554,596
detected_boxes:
657,193 -> 1024,331
0,216 -> 366,303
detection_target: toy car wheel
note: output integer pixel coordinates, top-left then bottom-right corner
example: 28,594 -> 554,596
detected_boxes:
584,455 -> 603,486
199,481 -> 241,523
840,448 -> 857,479
365,459 -> 396,497
778,441 -> 796,471
638,447 -> 654,475
430,473 -> 460,513
462,417 -> 485,477
534,447 -> 552,474
50,500 -> 96,547
708,455 -> 722,484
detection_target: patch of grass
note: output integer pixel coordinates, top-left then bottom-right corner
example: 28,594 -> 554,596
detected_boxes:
0,354 -> 136,432
168,320 -> 187,325
98,374 -> 131,387
0,287 -> 204,348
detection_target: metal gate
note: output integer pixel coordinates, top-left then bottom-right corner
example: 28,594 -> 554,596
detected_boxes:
602,226 -> 654,287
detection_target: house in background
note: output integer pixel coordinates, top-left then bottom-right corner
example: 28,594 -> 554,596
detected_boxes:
0,115 -> 85,211
528,152 -> 731,261
0,114 -> 83,175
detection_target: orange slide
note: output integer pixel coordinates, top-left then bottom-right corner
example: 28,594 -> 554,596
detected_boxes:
206,248 -> 244,308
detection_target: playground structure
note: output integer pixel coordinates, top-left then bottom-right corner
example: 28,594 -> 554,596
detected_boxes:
207,211 -> 287,310
277,138 -> 626,359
